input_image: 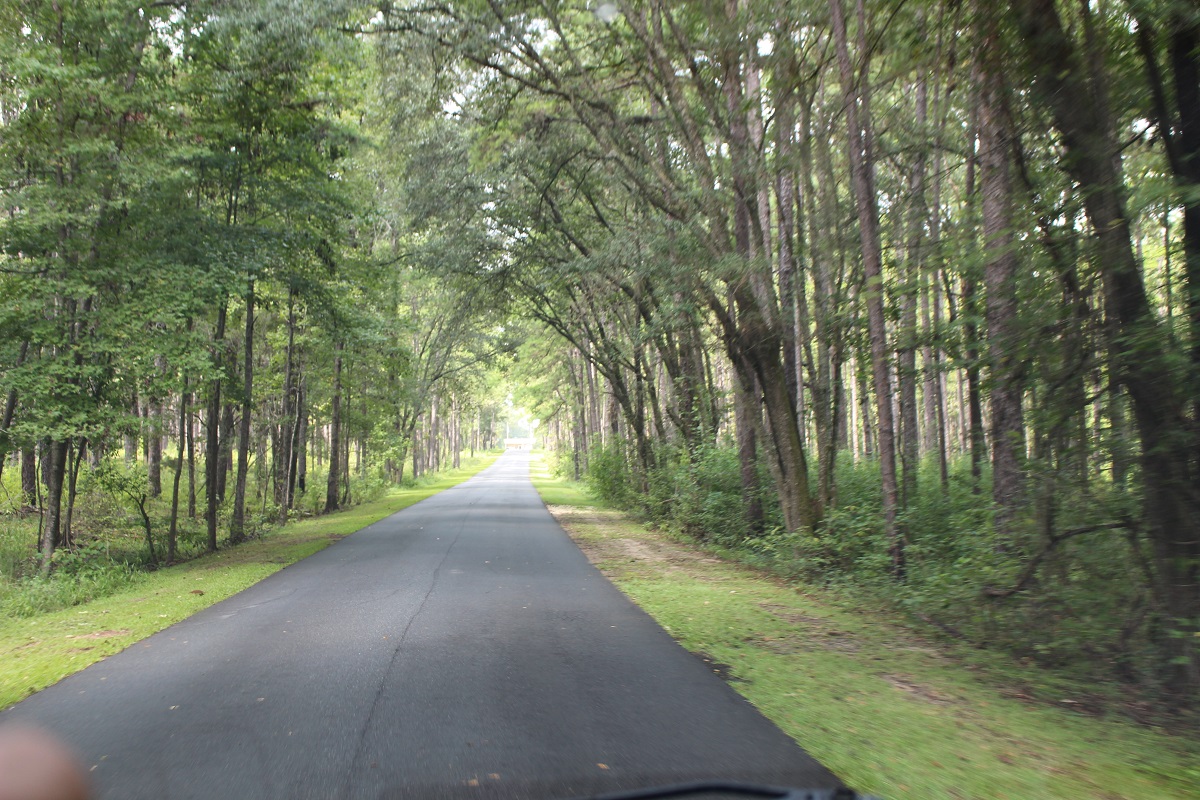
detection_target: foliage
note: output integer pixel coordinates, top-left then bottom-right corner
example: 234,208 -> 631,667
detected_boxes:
583,441 -> 637,509
579,437 -> 1181,698
532,464 -> 1200,799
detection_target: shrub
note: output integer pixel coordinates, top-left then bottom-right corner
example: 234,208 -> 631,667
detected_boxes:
646,446 -> 1165,692
668,442 -> 753,545
584,441 -> 636,507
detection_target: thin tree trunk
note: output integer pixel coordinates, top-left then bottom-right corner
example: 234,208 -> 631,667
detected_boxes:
962,110 -> 986,490
964,274 -> 986,489
978,7 -> 1026,539
39,439 -> 68,576
187,390 -> 196,519
63,438 -> 85,549
277,291 -> 297,524
21,447 -> 37,510
831,0 -> 902,574
926,62 -> 951,489
205,303 -> 227,552
230,283 -> 254,545
148,394 -> 163,498
734,374 -> 764,534
169,378 -> 188,562
325,341 -> 343,513
899,50 -> 929,508
288,378 -> 305,504
218,402 -> 233,503
125,390 -> 138,467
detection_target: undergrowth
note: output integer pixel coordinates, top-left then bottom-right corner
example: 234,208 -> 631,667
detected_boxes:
578,440 -> 1190,719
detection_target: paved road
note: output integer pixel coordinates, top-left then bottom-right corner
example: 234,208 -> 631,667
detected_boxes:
2,452 -> 841,800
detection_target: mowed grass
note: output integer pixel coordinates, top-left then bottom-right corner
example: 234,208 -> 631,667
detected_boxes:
528,455 -> 1199,800
0,454 -> 499,711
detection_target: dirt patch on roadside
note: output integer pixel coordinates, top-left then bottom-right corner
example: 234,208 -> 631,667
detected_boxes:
546,505 -> 716,576
754,603 -> 861,653
883,673 -> 954,705
748,628 -> 861,655
749,635 -> 805,655
758,602 -> 828,627
66,629 -> 131,640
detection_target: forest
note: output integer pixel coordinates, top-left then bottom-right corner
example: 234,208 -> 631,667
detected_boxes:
1,0 -> 1197,710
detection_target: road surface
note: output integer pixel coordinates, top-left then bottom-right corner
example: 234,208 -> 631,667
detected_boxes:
2,452 -> 841,799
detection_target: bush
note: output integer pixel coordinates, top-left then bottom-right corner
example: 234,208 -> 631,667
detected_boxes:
591,440 -> 1168,693
668,442 -> 753,545
584,441 -> 637,507
0,539 -> 140,618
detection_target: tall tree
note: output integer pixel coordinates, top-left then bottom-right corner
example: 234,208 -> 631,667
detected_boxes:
977,3 -> 1026,539
830,0 -> 902,573
1012,0 -> 1200,692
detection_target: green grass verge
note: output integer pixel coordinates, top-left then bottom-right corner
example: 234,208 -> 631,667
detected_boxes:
529,456 -> 1199,800
0,453 -> 499,711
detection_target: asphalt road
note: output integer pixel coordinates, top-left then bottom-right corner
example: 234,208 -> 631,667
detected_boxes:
2,452 -> 841,800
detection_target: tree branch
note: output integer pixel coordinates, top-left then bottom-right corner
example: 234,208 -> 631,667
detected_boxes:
983,521 -> 1135,599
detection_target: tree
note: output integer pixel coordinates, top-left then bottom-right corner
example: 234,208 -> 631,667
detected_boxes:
0,0 -> 182,572
1011,0 -> 1199,692
829,0 -> 902,573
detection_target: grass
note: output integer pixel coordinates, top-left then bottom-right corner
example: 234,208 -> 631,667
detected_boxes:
528,455 -> 1200,800
0,453 -> 499,711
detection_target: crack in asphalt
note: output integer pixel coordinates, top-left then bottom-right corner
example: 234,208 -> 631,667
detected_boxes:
341,505 -> 472,795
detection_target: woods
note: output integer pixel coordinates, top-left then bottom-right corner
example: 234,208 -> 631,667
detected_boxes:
2,0 -> 1198,709
0,1 -> 509,580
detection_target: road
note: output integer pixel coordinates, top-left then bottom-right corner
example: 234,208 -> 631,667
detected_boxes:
1,452 -> 841,799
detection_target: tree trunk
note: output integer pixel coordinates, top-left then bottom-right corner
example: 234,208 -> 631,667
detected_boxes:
218,403 -> 233,503
342,405 -> 352,506
297,379 -> 308,497
571,356 -> 587,480
717,26 -> 820,534
979,5 -> 1026,539
1012,0 -> 1200,694
169,379 -> 188,563
21,447 -> 37,510
277,291 -> 297,524
734,374 -> 764,534
964,274 -> 986,490
186,388 -> 196,519
230,283 -> 254,545
205,303 -> 227,552
452,399 -> 461,469
147,394 -> 163,498
124,390 -> 139,467
39,439 -> 68,576
325,340 -> 343,513
288,378 -> 306,504
831,0 -> 903,575
63,439 -> 85,549
898,58 -> 928,509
